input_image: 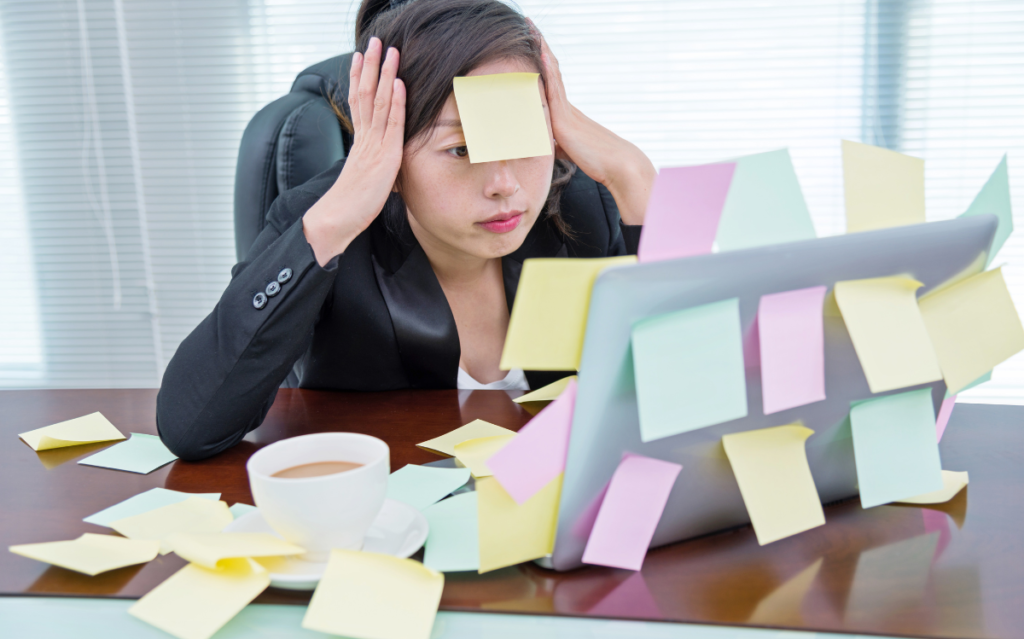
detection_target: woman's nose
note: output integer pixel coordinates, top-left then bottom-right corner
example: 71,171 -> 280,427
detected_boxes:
486,161 -> 519,199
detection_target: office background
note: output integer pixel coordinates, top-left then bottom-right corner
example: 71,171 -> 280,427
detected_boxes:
0,0 -> 1021,401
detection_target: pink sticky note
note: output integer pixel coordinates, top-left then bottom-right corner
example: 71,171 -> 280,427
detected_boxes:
637,163 -> 736,263
581,454 -> 682,571
936,395 -> 956,442
758,286 -> 827,415
489,379 -> 577,504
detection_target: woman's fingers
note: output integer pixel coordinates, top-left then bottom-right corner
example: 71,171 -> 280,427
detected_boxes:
370,47 -> 399,137
383,77 -> 406,153
348,52 -> 363,131
357,37 -> 383,133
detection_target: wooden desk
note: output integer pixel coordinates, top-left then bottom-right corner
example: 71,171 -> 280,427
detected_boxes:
1,389 -> 1020,639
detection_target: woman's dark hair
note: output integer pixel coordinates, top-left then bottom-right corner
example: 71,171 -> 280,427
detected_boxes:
333,0 -> 575,236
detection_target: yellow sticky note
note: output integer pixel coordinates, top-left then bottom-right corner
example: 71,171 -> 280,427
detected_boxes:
895,470 -> 969,505
417,419 -> 515,457
722,424 -> 825,545
129,558 -> 269,639
452,434 -> 516,478
452,72 -> 552,164
834,276 -> 943,393
302,550 -> 444,639
513,375 -> 577,404
9,533 -> 158,576
18,412 -> 125,451
843,140 -> 925,233
477,474 -> 562,573
111,496 -> 233,554
165,532 -> 304,570
501,256 -> 638,371
919,268 -> 1024,394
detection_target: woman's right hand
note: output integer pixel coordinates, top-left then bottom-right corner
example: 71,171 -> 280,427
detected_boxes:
303,37 -> 405,266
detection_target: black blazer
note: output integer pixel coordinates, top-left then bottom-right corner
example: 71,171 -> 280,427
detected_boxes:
157,158 -> 641,460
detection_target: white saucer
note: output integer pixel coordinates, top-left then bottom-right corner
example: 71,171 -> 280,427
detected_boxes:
223,499 -> 429,590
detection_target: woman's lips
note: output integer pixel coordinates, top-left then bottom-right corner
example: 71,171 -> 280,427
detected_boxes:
478,212 -> 523,234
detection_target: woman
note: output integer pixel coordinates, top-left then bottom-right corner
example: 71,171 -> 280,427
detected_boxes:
157,0 -> 656,460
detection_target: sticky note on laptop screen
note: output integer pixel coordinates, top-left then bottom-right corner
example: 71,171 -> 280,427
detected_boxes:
632,298 -> 748,443
452,72 -> 552,164
843,140 -> 925,233
758,286 -> 827,415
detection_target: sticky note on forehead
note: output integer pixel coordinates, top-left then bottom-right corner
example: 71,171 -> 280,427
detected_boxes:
452,72 -> 552,164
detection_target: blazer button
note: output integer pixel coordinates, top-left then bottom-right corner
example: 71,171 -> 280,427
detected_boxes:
252,292 -> 268,309
277,267 -> 293,284
265,281 -> 281,297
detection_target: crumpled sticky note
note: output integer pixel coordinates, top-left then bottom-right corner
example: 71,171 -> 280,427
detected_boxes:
9,533 -> 159,576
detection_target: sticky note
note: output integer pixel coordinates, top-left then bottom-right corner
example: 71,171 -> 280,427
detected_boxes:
758,286 -> 827,414
77,433 -> 178,474
417,419 -> 515,457
842,140 -> 925,233
581,455 -> 681,571
850,389 -> 944,508
477,474 -> 562,573
716,149 -> 817,251
18,412 -> 125,451
111,496 -> 233,554
919,268 -> 1024,394
722,424 -> 825,545
895,470 -> 969,505
513,375 -> 576,404
960,155 -> 1012,265
165,533 -> 304,570
423,492 -> 479,573
452,434 -> 515,478
489,379 -> 576,504
302,550 -> 444,639
501,256 -> 637,371
386,464 -> 471,510
632,298 -> 748,442
935,395 -> 956,442
834,276 -> 943,393
129,558 -> 269,639
9,533 -> 159,576
451,72 -> 551,164
85,488 -> 221,527
228,503 -> 257,519
637,163 -> 735,262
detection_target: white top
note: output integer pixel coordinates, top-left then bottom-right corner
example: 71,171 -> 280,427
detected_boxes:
457,366 -> 530,391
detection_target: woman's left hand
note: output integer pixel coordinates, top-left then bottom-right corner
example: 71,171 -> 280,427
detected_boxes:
529,19 -> 656,225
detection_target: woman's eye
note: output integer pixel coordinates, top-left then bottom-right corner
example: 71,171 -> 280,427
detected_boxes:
447,146 -> 468,158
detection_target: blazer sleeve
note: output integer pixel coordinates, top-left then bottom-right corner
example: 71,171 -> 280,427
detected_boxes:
156,188 -> 339,461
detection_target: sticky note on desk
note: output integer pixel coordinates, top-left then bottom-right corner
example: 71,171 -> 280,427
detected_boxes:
386,464 -> 471,510
834,276 -> 942,393
637,163 -> 735,262
843,140 -> 925,233
850,388 -> 944,508
111,496 -> 233,554
477,474 -> 562,573
758,286 -> 827,415
18,412 -> 125,451
632,298 -> 747,442
895,470 -> 969,505
501,256 -> 637,371
960,155 -> 1012,265
78,432 -> 178,474
581,455 -> 681,571
423,492 -> 479,572
919,268 -> 1024,394
165,532 -> 303,569
722,424 -> 825,545
489,379 -> 576,504
129,557 -> 269,639
417,419 -> 515,457
9,533 -> 159,576
84,488 -> 221,527
453,434 -> 515,478
452,72 -> 551,164
513,375 -> 576,404
302,550 -> 444,639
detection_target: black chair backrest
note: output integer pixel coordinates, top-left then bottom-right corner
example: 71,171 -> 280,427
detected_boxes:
233,54 -> 354,261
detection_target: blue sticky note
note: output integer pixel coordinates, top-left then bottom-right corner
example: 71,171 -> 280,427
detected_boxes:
386,464 -> 472,511
77,433 -> 178,474
423,492 -> 479,573
84,488 -> 221,527
632,298 -> 748,442
960,155 -> 1012,265
850,388 -> 944,508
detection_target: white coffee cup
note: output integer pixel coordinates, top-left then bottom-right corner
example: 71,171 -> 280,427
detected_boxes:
246,432 -> 390,561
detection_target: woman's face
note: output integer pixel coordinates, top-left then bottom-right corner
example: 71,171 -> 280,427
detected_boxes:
399,57 -> 555,261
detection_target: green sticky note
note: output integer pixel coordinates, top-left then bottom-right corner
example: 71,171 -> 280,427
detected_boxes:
386,465 -> 472,511
632,298 -> 748,442
229,503 -> 258,519
715,149 -> 817,251
423,492 -> 479,573
77,433 -> 178,475
850,388 -> 944,508
960,155 -> 1012,266
84,488 -> 221,527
